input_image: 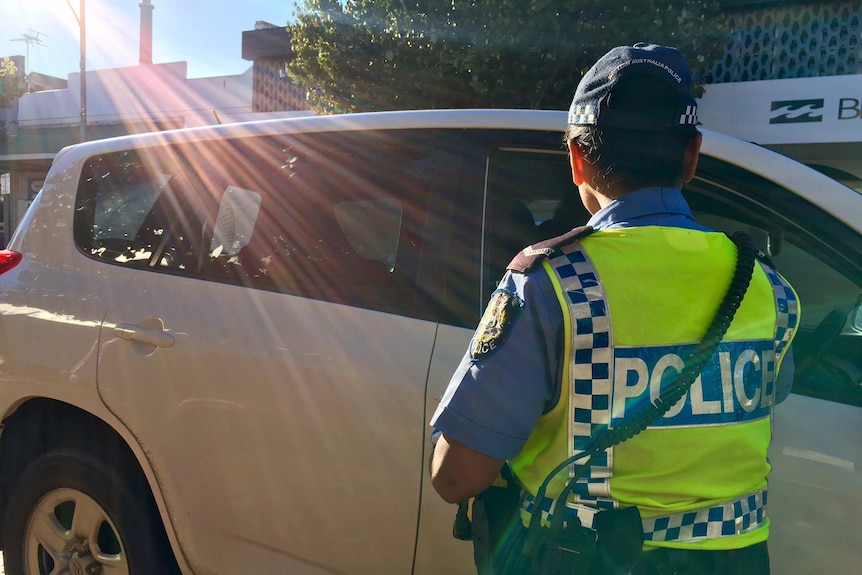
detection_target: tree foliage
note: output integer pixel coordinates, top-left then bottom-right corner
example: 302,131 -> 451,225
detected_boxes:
0,57 -> 26,109
287,0 -> 728,113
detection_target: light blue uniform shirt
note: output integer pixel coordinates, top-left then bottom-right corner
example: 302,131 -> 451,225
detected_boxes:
430,187 -> 792,460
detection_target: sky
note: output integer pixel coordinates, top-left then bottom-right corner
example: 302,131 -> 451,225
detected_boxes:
0,0 -> 298,80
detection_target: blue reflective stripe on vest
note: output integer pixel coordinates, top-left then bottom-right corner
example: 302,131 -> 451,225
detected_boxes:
520,488 -> 768,543
612,340 -> 777,426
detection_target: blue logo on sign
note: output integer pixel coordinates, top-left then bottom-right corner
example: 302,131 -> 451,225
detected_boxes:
612,340 -> 775,428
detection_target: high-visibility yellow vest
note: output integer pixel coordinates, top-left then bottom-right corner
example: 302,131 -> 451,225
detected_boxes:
510,227 -> 799,551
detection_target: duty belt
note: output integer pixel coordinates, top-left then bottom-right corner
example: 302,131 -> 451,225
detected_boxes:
520,487 -> 767,543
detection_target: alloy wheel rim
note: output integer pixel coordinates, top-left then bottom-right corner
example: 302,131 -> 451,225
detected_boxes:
23,487 -> 129,575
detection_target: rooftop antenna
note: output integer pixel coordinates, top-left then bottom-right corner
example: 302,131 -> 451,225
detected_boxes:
10,30 -> 46,90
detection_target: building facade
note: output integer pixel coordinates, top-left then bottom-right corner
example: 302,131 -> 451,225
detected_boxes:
699,0 -> 862,192
242,21 -> 313,114
0,62 -> 256,244
0,21 -> 313,244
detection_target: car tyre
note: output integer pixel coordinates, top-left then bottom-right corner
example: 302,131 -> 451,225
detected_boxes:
2,447 -> 176,575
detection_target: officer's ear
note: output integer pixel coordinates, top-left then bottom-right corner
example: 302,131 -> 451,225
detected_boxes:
680,132 -> 703,184
568,140 -> 589,186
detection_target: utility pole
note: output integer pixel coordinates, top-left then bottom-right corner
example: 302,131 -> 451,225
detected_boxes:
67,0 -> 87,142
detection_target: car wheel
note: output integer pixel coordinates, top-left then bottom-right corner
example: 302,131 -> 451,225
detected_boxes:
2,448 -> 174,575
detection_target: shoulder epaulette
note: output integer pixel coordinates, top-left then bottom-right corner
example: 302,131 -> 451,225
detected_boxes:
507,225 -> 595,273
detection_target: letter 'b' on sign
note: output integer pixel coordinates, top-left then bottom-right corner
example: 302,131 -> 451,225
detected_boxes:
838,98 -> 861,120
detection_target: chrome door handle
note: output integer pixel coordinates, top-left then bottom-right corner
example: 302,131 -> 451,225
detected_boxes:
114,321 -> 175,348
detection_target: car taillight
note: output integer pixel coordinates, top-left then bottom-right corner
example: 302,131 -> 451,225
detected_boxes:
0,250 -> 22,275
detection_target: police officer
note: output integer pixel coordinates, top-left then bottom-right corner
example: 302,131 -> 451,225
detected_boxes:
429,43 -> 799,574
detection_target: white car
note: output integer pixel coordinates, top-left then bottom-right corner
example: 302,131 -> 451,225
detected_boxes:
0,110 -> 859,575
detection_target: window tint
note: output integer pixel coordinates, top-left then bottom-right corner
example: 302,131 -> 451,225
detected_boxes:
438,134 -> 589,329
75,150 -> 204,270
334,198 -> 402,270
483,146 -> 588,295
74,131 -> 448,319
688,165 -> 862,407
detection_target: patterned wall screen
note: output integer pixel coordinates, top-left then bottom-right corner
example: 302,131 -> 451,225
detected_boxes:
252,58 -> 312,113
706,1 -> 861,83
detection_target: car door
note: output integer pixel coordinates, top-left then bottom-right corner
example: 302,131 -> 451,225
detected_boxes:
686,157 -> 862,573
416,130 -> 587,573
92,131 -> 450,574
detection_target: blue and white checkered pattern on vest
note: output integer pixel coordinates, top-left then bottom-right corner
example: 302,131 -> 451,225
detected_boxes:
760,264 -> 798,362
643,489 -> 767,542
521,487 -> 768,542
548,242 -> 615,509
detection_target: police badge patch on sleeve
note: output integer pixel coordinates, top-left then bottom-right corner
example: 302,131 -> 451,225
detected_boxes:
470,289 -> 523,360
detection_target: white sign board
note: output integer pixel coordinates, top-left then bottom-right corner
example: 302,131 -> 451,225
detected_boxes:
698,74 -> 862,145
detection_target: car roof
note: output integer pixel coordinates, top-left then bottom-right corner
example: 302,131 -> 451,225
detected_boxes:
54,109 -> 861,234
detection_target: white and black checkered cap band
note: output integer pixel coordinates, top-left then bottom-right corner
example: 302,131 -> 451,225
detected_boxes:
568,102 -> 698,128
679,105 -> 698,125
568,104 -> 597,125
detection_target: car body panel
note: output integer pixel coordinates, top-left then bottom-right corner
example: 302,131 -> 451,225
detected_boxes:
0,154 -> 131,432
768,394 -> 862,573
98,270 -> 436,574
414,324 -> 475,575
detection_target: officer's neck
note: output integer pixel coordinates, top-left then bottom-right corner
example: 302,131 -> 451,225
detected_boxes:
582,179 -> 684,215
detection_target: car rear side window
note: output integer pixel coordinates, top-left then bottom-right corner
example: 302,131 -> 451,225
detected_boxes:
73,131 -> 448,320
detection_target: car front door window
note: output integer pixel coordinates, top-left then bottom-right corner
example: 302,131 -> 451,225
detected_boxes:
688,177 -> 862,407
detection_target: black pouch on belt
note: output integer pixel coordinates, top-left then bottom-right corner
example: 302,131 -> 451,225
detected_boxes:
473,471 -> 523,574
594,506 -> 645,575
453,500 -> 473,541
523,515 -> 598,575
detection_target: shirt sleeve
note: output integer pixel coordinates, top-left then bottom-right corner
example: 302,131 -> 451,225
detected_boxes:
430,269 -> 564,460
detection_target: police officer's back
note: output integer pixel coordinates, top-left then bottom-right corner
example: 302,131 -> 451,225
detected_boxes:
429,44 -> 799,575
